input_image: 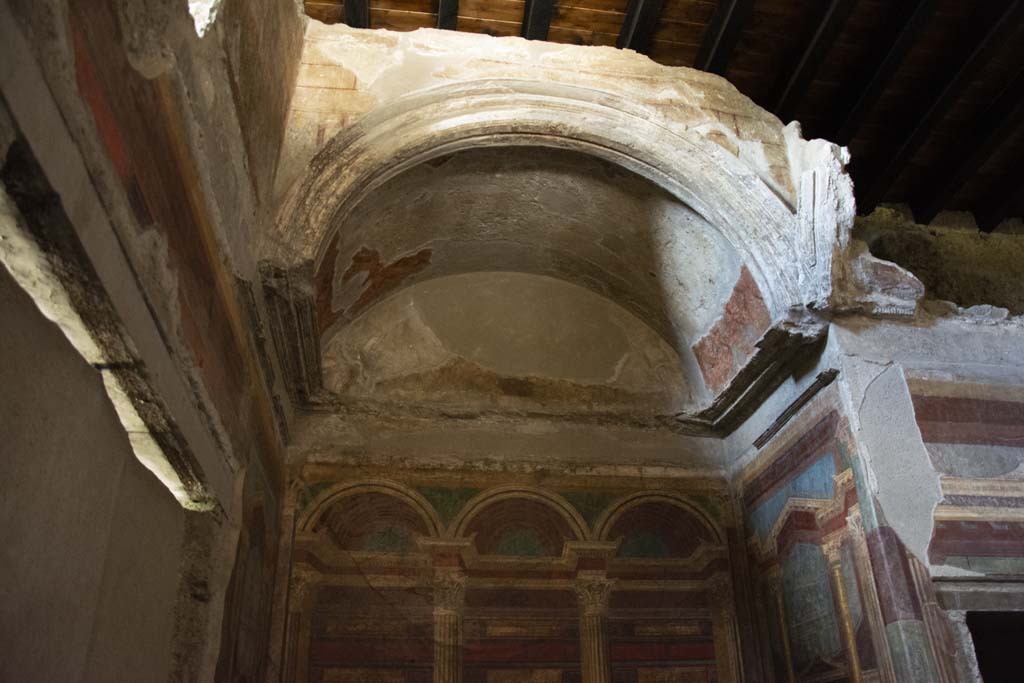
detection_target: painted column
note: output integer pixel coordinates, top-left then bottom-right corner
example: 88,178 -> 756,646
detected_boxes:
574,573 -> 614,683
848,508 -> 896,682
283,568 -> 318,683
908,555 -> 957,683
765,567 -> 796,683
708,573 -> 741,683
267,485 -> 299,683
433,569 -> 466,683
823,536 -> 863,683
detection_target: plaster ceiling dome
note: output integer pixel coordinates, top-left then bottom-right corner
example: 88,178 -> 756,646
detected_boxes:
316,147 -> 749,415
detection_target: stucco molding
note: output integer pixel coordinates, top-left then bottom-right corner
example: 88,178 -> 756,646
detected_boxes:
268,79 -> 842,319
297,478 -> 445,537
594,490 -> 726,545
448,484 -> 590,542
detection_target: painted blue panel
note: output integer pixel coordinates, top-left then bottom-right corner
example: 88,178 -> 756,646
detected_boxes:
782,542 -> 842,669
749,453 -> 837,541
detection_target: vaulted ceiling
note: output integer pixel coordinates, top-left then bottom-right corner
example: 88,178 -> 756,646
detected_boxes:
303,0 -> 1024,231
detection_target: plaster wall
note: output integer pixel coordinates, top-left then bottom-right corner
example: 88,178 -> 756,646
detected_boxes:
0,265 -> 184,683
323,272 -> 692,415
290,412 -> 725,475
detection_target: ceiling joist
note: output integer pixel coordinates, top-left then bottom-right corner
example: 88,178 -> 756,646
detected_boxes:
833,0 -> 940,145
437,0 -> 458,30
912,63 -> 1024,226
344,0 -> 369,29
773,0 -> 858,121
694,0 -> 755,75
859,0 -> 1024,215
617,0 -> 665,54
522,0 -> 553,41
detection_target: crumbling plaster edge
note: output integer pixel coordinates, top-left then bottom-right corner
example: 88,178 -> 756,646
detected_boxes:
0,2 -> 236,509
0,189 -> 195,507
834,340 -> 961,577
270,83 -> 833,331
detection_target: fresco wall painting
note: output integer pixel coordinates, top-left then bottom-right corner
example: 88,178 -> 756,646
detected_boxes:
278,476 -> 739,683
907,378 -> 1024,578
739,392 -> 958,683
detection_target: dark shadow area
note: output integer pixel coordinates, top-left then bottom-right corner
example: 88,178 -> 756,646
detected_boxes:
967,611 -> 1024,682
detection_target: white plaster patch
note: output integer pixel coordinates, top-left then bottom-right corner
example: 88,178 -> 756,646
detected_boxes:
855,363 -> 942,566
188,0 -> 221,37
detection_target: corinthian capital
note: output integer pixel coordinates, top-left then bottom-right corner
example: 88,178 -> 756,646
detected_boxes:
821,533 -> 845,567
574,573 -> 615,617
433,569 -> 467,613
289,567 -> 319,609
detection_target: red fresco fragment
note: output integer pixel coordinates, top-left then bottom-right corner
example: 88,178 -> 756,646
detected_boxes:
339,245 -> 433,318
692,266 -> 772,393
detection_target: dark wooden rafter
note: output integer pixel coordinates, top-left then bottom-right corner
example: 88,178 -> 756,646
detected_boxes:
437,0 -> 458,30
617,0 -> 665,54
344,0 -> 370,28
859,0 -> 1024,214
833,0 -> 940,145
521,0 -> 554,41
694,0 -> 755,75
772,0 -> 858,121
912,63 -> 1024,226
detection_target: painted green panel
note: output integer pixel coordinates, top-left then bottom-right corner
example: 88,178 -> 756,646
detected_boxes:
494,529 -> 548,557
688,493 -> 724,525
561,490 -> 619,528
620,531 -> 672,558
297,480 -> 335,512
362,526 -> 416,553
416,486 -> 480,526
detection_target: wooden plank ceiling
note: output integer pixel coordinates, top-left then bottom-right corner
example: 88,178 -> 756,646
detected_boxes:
304,0 -> 1024,231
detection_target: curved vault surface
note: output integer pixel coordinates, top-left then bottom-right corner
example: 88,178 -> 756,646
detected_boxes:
323,271 -> 692,415
316,147 -> 746,413
264,46 -> 852,433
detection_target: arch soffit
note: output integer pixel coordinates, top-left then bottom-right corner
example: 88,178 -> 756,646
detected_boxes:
270,80 -> 805,319
298,479 -> 444,538
594,491 -> 725,546
449,485 -> 590,542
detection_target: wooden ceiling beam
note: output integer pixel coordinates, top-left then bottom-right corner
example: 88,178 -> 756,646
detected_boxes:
437,0 -> 458,30
859,0 -> 1024,215
694,0 -> 755,75
772,0 -> 858,122
912,64 -> 1024,226
344,0 -> 370,29
521,0 -> 553,41
833,0 -> 940,145
617,0 -> 665,54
